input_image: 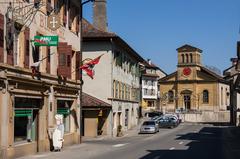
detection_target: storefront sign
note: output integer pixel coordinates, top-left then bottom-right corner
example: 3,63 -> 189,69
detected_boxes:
33,36 -> 59,46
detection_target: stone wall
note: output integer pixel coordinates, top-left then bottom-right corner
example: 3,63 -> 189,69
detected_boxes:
180,111 -> 230,123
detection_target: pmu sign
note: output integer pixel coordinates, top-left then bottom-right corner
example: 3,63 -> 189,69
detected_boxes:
33,36 -> 59,46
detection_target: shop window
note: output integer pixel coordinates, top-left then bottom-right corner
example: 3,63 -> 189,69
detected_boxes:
57,100 -> 73,133
14,98 -> 40,143
203,90 -> 209,103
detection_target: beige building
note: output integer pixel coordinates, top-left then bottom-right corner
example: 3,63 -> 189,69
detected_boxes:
141,59 -> 166,112
0,0 -> 82,158
159,45 -> 230,122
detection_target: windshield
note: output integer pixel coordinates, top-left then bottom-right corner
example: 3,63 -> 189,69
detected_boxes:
143,121 -> 155,125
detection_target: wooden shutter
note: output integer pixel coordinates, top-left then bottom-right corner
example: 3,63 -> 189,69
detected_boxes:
24,27 -> 30,68
57,42 -> 72,79
0,13 -> 4,63
76,51 -> 80,80
46,46 -> 50,73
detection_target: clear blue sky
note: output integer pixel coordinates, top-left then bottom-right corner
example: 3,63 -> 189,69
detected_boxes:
83,0 -> 240,74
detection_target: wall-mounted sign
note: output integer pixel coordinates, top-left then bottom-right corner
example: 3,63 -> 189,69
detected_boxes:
47,14 -> 60,31
33,36 -> 59,46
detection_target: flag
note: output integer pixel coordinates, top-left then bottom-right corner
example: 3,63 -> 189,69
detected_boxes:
30,61 -> 40,77
80,54 -> 103,79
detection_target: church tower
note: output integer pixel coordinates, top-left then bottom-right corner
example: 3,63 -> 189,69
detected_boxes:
176,44 -> 202,80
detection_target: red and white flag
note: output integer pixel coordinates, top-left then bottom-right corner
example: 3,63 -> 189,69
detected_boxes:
80,54 -> 103,79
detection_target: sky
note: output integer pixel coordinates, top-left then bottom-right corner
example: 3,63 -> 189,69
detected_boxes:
83,0 -> 240,74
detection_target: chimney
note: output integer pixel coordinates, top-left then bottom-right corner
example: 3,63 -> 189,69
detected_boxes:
147,59 -> 152,65
93,0 -> 108,31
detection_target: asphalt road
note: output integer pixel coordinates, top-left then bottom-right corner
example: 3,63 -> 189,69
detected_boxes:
19,123 -> 232,159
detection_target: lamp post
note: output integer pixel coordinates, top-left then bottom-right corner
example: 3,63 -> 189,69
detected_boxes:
79,0 -> 95,143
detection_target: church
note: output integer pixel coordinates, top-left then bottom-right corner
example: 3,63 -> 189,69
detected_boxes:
159,45 -> 230,117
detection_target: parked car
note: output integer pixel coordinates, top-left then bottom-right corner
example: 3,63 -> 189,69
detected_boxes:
144,111 -> 163,118
157,116 -> 178,128
139,120 -> 159,134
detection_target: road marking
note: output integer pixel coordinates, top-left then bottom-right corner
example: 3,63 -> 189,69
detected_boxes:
112,143 -> 128,148
179,141 -> 184,145
169,147 -> 175,150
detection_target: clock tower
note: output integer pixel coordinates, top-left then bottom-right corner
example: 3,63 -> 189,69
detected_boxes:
176,44 -> 202,80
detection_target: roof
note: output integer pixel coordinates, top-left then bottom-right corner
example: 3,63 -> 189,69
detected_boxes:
177,44 -> 203,53
82,92 -> 111,108
82,19 -> 116,38
82,19 -> 145,62
141,60 -> 168,76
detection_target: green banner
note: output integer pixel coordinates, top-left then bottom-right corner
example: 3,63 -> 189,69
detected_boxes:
33,36 -> 59,46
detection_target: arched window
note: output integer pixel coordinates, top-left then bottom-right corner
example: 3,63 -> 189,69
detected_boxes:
203,90 -> 209,103
181,54 -> 185,63
190,53 -> 193,63
186,54 -> 189,63
168,90 -> 174,103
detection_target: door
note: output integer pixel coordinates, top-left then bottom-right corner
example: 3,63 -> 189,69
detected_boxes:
184,95 -> 191,110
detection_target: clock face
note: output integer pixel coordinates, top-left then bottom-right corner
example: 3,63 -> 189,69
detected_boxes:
183,67 -> 191,76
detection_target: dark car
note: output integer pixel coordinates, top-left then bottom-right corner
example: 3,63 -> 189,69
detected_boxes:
158,116 -> 178,128
145,111 -> 163,118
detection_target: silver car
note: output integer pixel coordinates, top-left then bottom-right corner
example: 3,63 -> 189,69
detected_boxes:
139,120 -> 159,134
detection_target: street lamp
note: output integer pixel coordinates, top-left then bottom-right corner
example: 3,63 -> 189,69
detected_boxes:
79,0 -> 95,143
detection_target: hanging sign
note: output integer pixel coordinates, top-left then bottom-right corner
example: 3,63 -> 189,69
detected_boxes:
33,36 -> 59,46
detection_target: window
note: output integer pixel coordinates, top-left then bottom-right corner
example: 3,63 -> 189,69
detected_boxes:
57,100 -> 73,133
144,88 -> 147,95
203,90 -> 209,103
113,80 -> 115,98
186,54 -> 189,63
14,98 -> 40,143
168,90 -> 174,103
148,80 -> 152,86
115,81 -> 118,98
190,53 -> 193,63
0,28 -> 3,47
221,87 -> 223,105
122,83 -> 125,99
181,54 -> 184,63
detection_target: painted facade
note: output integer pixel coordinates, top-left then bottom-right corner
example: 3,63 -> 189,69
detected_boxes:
159,45 -> 230,117
141,59 -> 166,112
0,1 -> 82,158
82,19 -> 144,137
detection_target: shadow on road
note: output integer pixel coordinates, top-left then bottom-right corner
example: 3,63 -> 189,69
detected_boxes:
140,125 -> 240,159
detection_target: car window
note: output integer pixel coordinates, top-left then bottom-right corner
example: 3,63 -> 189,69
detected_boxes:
143,121 -> 155,125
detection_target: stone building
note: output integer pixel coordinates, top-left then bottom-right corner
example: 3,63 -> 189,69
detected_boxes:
159,45 -> 230,122
0,0 -> 82,158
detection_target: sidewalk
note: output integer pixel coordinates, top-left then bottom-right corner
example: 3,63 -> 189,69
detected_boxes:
17,120 -> 143,159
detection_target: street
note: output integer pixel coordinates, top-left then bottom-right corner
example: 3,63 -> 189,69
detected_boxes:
18,123 -> 240,159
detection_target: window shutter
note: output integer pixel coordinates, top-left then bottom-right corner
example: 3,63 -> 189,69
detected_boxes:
76,51 -> 80,80
24,27 -> 30,68
0,13 -> 4,63
57,42 -> 72,79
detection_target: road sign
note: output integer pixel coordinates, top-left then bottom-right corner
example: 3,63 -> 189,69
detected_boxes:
33,36 -> 59,46
47,14 -> 60,31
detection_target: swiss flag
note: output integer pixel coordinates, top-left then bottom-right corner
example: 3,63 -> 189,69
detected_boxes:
80,54 -> 103,79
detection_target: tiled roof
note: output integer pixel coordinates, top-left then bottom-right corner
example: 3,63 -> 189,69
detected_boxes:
82,19 -> 116,38
82,92 -> 111,108
177,44 -> 203,53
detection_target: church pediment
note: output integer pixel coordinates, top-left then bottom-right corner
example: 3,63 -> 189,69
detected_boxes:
159,71 -> 177,82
